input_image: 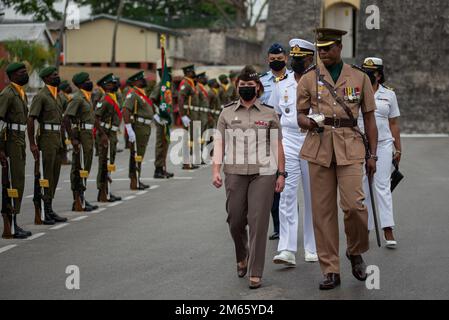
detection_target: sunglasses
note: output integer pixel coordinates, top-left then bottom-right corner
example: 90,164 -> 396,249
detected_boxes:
318,43 -> 337,52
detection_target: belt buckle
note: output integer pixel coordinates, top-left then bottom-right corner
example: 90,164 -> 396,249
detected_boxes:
333,118 -> 341,128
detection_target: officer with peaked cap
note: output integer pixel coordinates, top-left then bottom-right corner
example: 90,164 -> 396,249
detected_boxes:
270,39 -> 318,267
297,28 -> 379,290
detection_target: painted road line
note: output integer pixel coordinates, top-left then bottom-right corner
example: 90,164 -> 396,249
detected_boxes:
0,244 -> 17,254
402,134 -> 449,138
91,208 -> 107,214
50,223 -> 69,230
173,177 -> 194,180
123,195 -> 136,201
108,201 -> 123,207
136,190 -> 148,196
149,185 -> 160,190
64,177 -> 193,183
26,233 -> 46,241
71,216 -> 88,222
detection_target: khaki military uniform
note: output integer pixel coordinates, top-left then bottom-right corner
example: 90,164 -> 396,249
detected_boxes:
59,91 -> 72,161
150,82 -> 170,169
124,87 -> 154,177
228,83 -> 239,101
219,84 -> 232,106
95,93 -> 121,190
197,83 -> 210,144
215,99 -> 282,278
65,90 -> 96,191
208,87 -> 222,128
0,84 -> 28,214
179,77 -> 200,126
29,86 -> 64,201
297,62 -> 376,275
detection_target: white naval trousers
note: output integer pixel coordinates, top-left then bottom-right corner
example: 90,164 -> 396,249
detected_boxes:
363,139 -> 396,230
278,128 -> 317,254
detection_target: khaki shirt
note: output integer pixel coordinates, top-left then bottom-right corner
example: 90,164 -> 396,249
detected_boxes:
179,78 -> 199,108
29,86 -> 64,125
0,84 -> 28,125
208,88 -> 222,113
124,87 -> 154,120
58,92 -> 71,113
197,84 -> 210,110
297,63 -> 376,167
216,99 -> 282,175
95,93 -> 122,127
65,90 -> 96,125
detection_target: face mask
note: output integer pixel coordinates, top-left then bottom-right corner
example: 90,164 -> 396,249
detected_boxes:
15,74 -> 29,86
112,85 -> 119,93
81,81 -> 93,92
291,58 -> 306,74
269,60 -> 286,72
49,76 -> 61,87
221,80 -> 229,85
366,70 -> 377,85
239,86 -> 257,102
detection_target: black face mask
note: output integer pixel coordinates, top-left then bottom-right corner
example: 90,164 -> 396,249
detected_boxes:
269,60 -> 286,72
239,86 -> 257,102
291,58 -> 307,75
15,74 -> 29,86
49,76 -> 61,87
366,70 -> 377,85
81,81 -> 93,92
112,85 -> 119,93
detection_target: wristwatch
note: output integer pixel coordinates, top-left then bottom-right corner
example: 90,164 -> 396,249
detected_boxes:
278,172 -> 288,178
368,154 -> 379,161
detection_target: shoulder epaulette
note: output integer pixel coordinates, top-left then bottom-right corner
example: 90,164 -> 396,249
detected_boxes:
259,72 -> 269,78
352,64 -> 367,74
303,64 -> 316,75
262,103 -> 274,109
224,101 -> 236,108
382,84 -> 395,91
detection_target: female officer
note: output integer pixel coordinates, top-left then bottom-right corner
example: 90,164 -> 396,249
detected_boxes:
212,66 -> 286,289
359,57 -> 402,248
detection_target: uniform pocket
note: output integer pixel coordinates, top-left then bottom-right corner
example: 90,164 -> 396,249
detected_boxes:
345,131 -> 365,160
301,132 -> 321,159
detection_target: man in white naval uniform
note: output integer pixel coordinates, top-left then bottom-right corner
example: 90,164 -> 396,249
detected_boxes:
269,39 -> 318,266
358,57 -> 402,249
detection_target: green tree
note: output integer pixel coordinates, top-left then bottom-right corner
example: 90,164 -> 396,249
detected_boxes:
2,0 -> 63,21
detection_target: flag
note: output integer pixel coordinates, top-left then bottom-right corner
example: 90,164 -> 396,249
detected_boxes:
159,34 -> 172,143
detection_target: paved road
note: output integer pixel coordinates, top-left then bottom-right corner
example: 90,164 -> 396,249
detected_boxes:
0,135 -> 448,300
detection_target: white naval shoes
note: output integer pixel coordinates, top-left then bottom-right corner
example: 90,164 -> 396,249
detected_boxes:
384,237 -> 398,249
304,251 -> 319,263
273,251 -> 296,267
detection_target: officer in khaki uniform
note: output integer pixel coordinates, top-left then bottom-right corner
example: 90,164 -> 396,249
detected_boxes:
0,62 -> 32,239
150,67 -> 174,179
27,66 -> 67,224
123,71 -> 153,190
297,28 -> 379,290
212,66 -> 286,290
95,73 -> 122,202
58,80 -> 73,165
178,65 -> 200,170
64,72 -> 99,212
207,79 -> 222,127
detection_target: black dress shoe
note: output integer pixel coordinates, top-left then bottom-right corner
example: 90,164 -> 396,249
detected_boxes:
49,213 -> 68,223
109,194 -> 122,202
15,225 -> 32,237
154,171 -> 167,179
85,201 -> 99,211
139,182 -> 150,189
319,273 -> 341,290
269,232 -> 279,240
346,251 -> 367,281
13,228 -> 29,239
164,171 -> 174,178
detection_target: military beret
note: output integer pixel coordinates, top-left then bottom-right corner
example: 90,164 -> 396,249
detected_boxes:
39,66 -> 57,79
197,72 -> 207,79
316,28 -> 347,47
72,72 -> 90,85
238,65 -> 260,82
182,65 -> 195,74
229,71 -> 238,79
127,71 -> 145,83
6,62 -> 26,75
59,80 -> 70,91
96,73 -> 114,86
268,43 -> 286,55
208,79 -> 218,86
289,39 -> 315,57
218,74 -> 228,81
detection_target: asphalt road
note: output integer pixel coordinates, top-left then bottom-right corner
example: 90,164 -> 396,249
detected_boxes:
0,135 -> 448,300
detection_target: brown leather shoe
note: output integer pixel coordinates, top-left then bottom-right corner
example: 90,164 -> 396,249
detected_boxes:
237,265 -> 247,278
249,279 -> 262,290
346,251 -> 367,281
319,273 -> 341,290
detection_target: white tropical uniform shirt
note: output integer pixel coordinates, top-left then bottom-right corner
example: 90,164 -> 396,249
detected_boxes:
260,69 -> 293,105
358,84 -> 400,141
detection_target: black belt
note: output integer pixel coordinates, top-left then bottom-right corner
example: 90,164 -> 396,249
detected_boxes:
324,117 -> 357,128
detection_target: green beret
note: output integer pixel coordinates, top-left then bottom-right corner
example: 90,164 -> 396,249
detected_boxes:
219,74 -> 228,81
39,66 -> 57,79
59,80 -> 70,91
127,71 -> 145,83
6,62 -> 26,75
229,71 -> 238,78
72,72 -> 90,85
97,73 -> 114,86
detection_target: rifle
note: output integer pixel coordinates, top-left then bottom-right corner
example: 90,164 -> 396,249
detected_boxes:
1,157 -> 17,239
79,143 -> 89,209
129,136 -> 138,189
368,175 -> 382,247
33,153 -> 47,225
98,134 -> 109,202
107,137 -> 116,200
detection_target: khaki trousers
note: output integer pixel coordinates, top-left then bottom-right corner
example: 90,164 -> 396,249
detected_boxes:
308,161 -> 369,275
225,173 -> 276,278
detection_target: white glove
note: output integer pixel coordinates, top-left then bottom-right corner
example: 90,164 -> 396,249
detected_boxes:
181,115 -> 191,128
125,124 -> 136,143
153,114 -> 162,125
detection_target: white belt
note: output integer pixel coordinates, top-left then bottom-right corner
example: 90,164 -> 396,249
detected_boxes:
43,124 -> 61,131
283,126 -> 307,137
136,117 -> 152,125
193,107 -> 200,112
80,123 -> 94,130
183,105 -> 190,110
215,110 -> 221,115
7,123 -> 26,132
100,122 -> 119,132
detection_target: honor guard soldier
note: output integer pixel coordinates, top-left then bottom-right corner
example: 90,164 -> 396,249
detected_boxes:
0,62 -> 32,239
228,71 -> 239,101
64,72 -> 99,212
359,57 -> 402,248
150,67 -> 174,179
269,39 -> 318,267
178,65 -> 200,170
297,28 -> 379,290
27,66 -> 67,224
212,66 -> 286,289
196,72 -> 210,163
58,80 -> 73,165
123,71 -> 153,190
95,73 -> 123,202
218,74 -> 232,106
207,79 -> 222,127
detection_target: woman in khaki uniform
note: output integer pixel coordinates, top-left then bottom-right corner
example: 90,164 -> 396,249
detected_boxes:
212,66 -> 286,289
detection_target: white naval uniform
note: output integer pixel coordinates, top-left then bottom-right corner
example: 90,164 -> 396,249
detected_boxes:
268,72 -> 317,254
358,84 -> 400,230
